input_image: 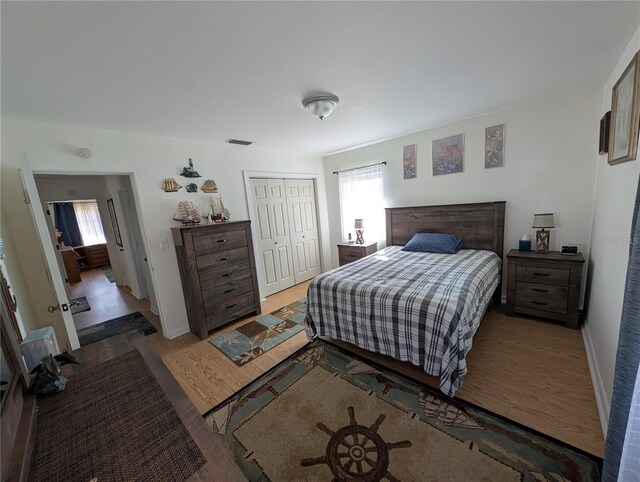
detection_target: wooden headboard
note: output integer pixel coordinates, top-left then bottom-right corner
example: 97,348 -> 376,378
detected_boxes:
385,201 -> 506,260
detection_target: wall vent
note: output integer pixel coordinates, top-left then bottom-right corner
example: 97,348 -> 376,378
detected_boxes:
226,138 -> 253,146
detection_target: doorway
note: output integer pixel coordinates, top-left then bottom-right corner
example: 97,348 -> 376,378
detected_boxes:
32,174 -> 158,339
247,177 -> 322,297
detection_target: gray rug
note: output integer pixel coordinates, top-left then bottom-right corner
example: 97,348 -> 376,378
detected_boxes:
102,265 -> 115,283
69,296 -> 91,315
76,311 -> 157,346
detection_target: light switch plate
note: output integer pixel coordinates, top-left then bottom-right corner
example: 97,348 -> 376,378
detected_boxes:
159,237 -> 170,249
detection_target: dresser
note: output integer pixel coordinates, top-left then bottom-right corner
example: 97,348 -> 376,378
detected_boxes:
172,221 -> 261,340
505,249 -> 584,329
337,242 -> 377,266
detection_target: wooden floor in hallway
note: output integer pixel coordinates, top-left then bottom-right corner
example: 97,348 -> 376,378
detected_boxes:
148,281 -> 604,458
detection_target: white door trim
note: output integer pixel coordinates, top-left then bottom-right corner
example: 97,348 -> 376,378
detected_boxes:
243,170 -> 325,300
24,167 -> 166,338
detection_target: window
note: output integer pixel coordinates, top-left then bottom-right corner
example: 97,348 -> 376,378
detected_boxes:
73,201 -> 107,246
338,164 -> 385,243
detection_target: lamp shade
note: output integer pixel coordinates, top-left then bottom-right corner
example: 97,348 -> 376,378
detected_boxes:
354,219 -> 365,229
532,213 -> 555,229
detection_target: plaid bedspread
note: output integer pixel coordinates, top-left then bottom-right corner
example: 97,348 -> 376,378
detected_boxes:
304,246 -> 501,397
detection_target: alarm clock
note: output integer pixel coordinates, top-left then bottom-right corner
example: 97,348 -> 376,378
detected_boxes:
561,245 -> 578,256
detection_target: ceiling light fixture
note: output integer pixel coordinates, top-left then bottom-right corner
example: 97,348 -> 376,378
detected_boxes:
302,93 -> 339,120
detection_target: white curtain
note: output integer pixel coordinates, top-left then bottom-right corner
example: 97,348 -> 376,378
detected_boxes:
73,201 -> 106,246
338,164 -> 385,243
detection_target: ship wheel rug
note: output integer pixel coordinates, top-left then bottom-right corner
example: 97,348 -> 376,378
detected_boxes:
205,340 -> 600,482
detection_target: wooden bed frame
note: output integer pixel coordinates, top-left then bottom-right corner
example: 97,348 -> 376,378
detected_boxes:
385,201 -> 506,303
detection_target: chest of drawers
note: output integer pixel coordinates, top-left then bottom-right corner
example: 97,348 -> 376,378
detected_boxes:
505,249 -> 584,329
337,242 -> 377,266
172,221 -> 261,340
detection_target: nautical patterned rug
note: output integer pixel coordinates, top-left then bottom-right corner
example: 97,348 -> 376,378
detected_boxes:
205,340 -> 601,482
210,298 -> 307,366
69,296 -> 91,314
77,311 -> 157,347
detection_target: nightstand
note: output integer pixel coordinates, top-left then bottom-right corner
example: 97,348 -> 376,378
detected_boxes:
506,249 -> 584,329
337,242 -> 377,266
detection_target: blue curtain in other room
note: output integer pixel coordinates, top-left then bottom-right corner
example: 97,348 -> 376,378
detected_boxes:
603,175 -> 640,482
53,202 -> 83,247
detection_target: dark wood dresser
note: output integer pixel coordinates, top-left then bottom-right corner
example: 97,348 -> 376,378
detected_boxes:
172,221 -> 261,340
337,242 -> 377,266
506,249 -> 584,329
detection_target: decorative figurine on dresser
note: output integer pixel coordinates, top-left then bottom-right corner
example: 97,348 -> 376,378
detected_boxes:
505,249 -> 584,329
172,221 -> 261,340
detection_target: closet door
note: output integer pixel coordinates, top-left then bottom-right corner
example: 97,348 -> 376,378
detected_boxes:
250,179 -> 295,296
285,179 -> 321,284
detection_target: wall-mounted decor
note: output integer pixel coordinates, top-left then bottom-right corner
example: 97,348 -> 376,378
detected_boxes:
162,178 -> 182,192
180,158 -> 202,178
186,183 -> 198,193
201,179 -> 218,193
172,201 -> 201,225
599,111 -> 611,155
609,50 -> 640,165
485,124 -> 505,168
402,144 -> 417,179
432,134 -> 464,176
106,198 -> 123,248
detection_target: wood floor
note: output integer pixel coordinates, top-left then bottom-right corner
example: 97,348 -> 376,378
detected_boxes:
149,281 -> 604,458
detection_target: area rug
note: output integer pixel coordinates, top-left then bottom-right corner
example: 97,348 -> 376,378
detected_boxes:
210,297 -> 306,366
76,311 -> 157,347
102,265 -> 116,283
30,350 -> 206,482
206,340 -> 601,482
69,296 -> 91,315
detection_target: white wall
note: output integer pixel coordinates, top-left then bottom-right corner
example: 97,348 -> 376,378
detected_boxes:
583,27 -> 640,433
1,119 -> 329,346
323,87 -> 602,302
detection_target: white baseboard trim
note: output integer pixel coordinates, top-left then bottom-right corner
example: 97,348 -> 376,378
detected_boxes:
166,324 -> 191,340
149,304 -> 159,316
582,324 -> 610,437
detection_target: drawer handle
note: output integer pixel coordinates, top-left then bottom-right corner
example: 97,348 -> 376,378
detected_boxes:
224,288 -> 235,294
217,239 -> 228,243
533,273 -> 550,277
222,272 -> 232,277
220,257 -> 230,261
532,288 -> 548,293
226,303 -> 237,309
532,301 -> 547,306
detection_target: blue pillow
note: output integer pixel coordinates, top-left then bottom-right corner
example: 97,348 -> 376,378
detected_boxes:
401,233 -> 463,254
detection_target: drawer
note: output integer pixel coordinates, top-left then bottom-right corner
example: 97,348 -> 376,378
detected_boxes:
199,262 -> 252,289
202,277 -> 254,306
205,291 -> 256,330
196,247 -> 249,270
193,228 -> 247,256
516,266 -> 569,286
515,282 -> 568,314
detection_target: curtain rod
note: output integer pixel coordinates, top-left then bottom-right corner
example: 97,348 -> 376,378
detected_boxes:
332,161 -> 386,175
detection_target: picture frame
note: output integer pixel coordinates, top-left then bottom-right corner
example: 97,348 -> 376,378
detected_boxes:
432,134 -> 464,176
107,198 -> 123,248
402,144 -> 417,179
485,124 -> 505,168
599,111 -> 611,155
609,51 -> 640,165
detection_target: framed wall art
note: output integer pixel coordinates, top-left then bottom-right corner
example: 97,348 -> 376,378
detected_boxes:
432,134 -> 464,176
107,198 -> 123,248
403,144 -> 417,179
609,51 -> 640,165
485,124 -> 505,168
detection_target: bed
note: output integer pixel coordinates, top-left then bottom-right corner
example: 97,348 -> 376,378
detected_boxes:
304,201 -> 506,397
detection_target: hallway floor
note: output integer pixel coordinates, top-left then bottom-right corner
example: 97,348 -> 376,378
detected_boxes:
70,268 -> 155,330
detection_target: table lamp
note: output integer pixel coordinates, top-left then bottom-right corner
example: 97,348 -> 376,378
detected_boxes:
532,213 -> 554,253
354,219 -> 365,245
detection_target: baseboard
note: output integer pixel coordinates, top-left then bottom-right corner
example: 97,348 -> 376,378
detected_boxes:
501,294 -> 506,304
582,324 -> 610,437
149,304 -> 159,316
166,324 -> 191,340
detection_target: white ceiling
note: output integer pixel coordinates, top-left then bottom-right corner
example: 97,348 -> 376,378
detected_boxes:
2,2 -> 638,156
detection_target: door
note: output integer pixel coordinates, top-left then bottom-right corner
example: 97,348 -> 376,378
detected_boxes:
119,189 -> 148,299
285,179 -> 321,283
17,155 -> 80,349
250,179 -> 295,296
